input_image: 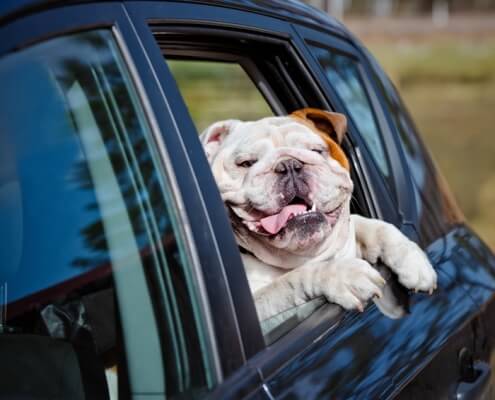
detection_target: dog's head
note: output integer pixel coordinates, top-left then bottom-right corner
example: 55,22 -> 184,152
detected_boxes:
201,108 -> 354,267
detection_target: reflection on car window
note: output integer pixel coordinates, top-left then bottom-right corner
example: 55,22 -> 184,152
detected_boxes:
312,46 -> 391,178
0,30 -> 212,398
370,70 -> 462,243
167,60 -> 273,132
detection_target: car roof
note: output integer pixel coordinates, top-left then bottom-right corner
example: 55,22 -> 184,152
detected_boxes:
0,0 -> 351,38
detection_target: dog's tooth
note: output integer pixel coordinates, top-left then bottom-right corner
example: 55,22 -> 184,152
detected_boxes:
311,203 -> 316,212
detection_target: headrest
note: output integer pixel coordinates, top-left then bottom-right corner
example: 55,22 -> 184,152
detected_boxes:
0,334 -> 85,399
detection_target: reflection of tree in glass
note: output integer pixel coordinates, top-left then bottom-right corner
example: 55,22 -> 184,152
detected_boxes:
48,31 -> 169,269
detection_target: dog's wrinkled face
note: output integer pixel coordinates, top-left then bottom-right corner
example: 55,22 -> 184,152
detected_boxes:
201,109 -> 353,267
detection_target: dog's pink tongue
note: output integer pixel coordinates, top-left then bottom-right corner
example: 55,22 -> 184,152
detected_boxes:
260,204 -> 307,234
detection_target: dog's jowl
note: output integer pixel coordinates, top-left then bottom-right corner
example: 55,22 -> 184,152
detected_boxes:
201,108 -> 437,322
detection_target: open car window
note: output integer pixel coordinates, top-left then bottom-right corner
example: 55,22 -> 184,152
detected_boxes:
155,28 -> 373,346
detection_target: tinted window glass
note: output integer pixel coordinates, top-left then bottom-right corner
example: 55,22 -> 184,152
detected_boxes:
312,46 -> 390,178
369,67 -> 462,243
0,30 -> 211,398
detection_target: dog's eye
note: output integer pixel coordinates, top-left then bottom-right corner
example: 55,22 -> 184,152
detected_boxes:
311,148 -> 325,155
237,159 -> 257,168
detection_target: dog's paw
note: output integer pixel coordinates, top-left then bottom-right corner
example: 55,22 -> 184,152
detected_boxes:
385,241 -> 437,294
319,258 -> 386,312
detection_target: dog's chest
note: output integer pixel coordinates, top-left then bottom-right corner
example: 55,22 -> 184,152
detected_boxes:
242,220 -> 358,293
242,253 -> 286,293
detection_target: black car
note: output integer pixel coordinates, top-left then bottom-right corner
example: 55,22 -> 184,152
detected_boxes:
1,1 -> 495,399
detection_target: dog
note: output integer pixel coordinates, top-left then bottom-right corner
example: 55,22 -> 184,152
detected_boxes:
201,108 -> 437,322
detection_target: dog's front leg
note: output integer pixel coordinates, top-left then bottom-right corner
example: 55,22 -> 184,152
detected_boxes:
352,214 -> 437,293
253,258 -> 385,321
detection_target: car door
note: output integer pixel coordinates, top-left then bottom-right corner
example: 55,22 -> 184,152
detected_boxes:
121,2 -> 493,399
0,3 -> 246,399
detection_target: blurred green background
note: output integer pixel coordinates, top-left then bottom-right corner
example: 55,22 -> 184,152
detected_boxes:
168,2 -> 495,250
339,9 -> 495,251
168,61 -> 273,131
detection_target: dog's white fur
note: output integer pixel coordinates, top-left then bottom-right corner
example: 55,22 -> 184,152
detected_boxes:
201,114 -> 437,321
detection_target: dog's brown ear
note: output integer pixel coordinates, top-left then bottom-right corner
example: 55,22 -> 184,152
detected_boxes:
291,108 -> 347,144
291,108 -> 349,170
200,119 -> 240,161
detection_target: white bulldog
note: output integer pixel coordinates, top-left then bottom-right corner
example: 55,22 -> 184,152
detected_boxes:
201,108 -> 437,322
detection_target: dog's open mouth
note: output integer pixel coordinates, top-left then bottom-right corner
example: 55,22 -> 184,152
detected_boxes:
242,197 -> 343,236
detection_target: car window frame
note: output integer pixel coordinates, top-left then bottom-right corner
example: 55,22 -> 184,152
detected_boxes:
0,3 -> 225,397
124,0 -> 410,386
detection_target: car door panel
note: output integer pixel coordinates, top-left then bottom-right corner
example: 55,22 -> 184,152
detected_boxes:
441,227 -> 495,309
205,366 -> 271,400
262,265 -> 477,399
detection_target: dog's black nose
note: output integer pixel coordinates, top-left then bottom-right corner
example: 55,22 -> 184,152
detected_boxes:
275,159 -> 303,174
